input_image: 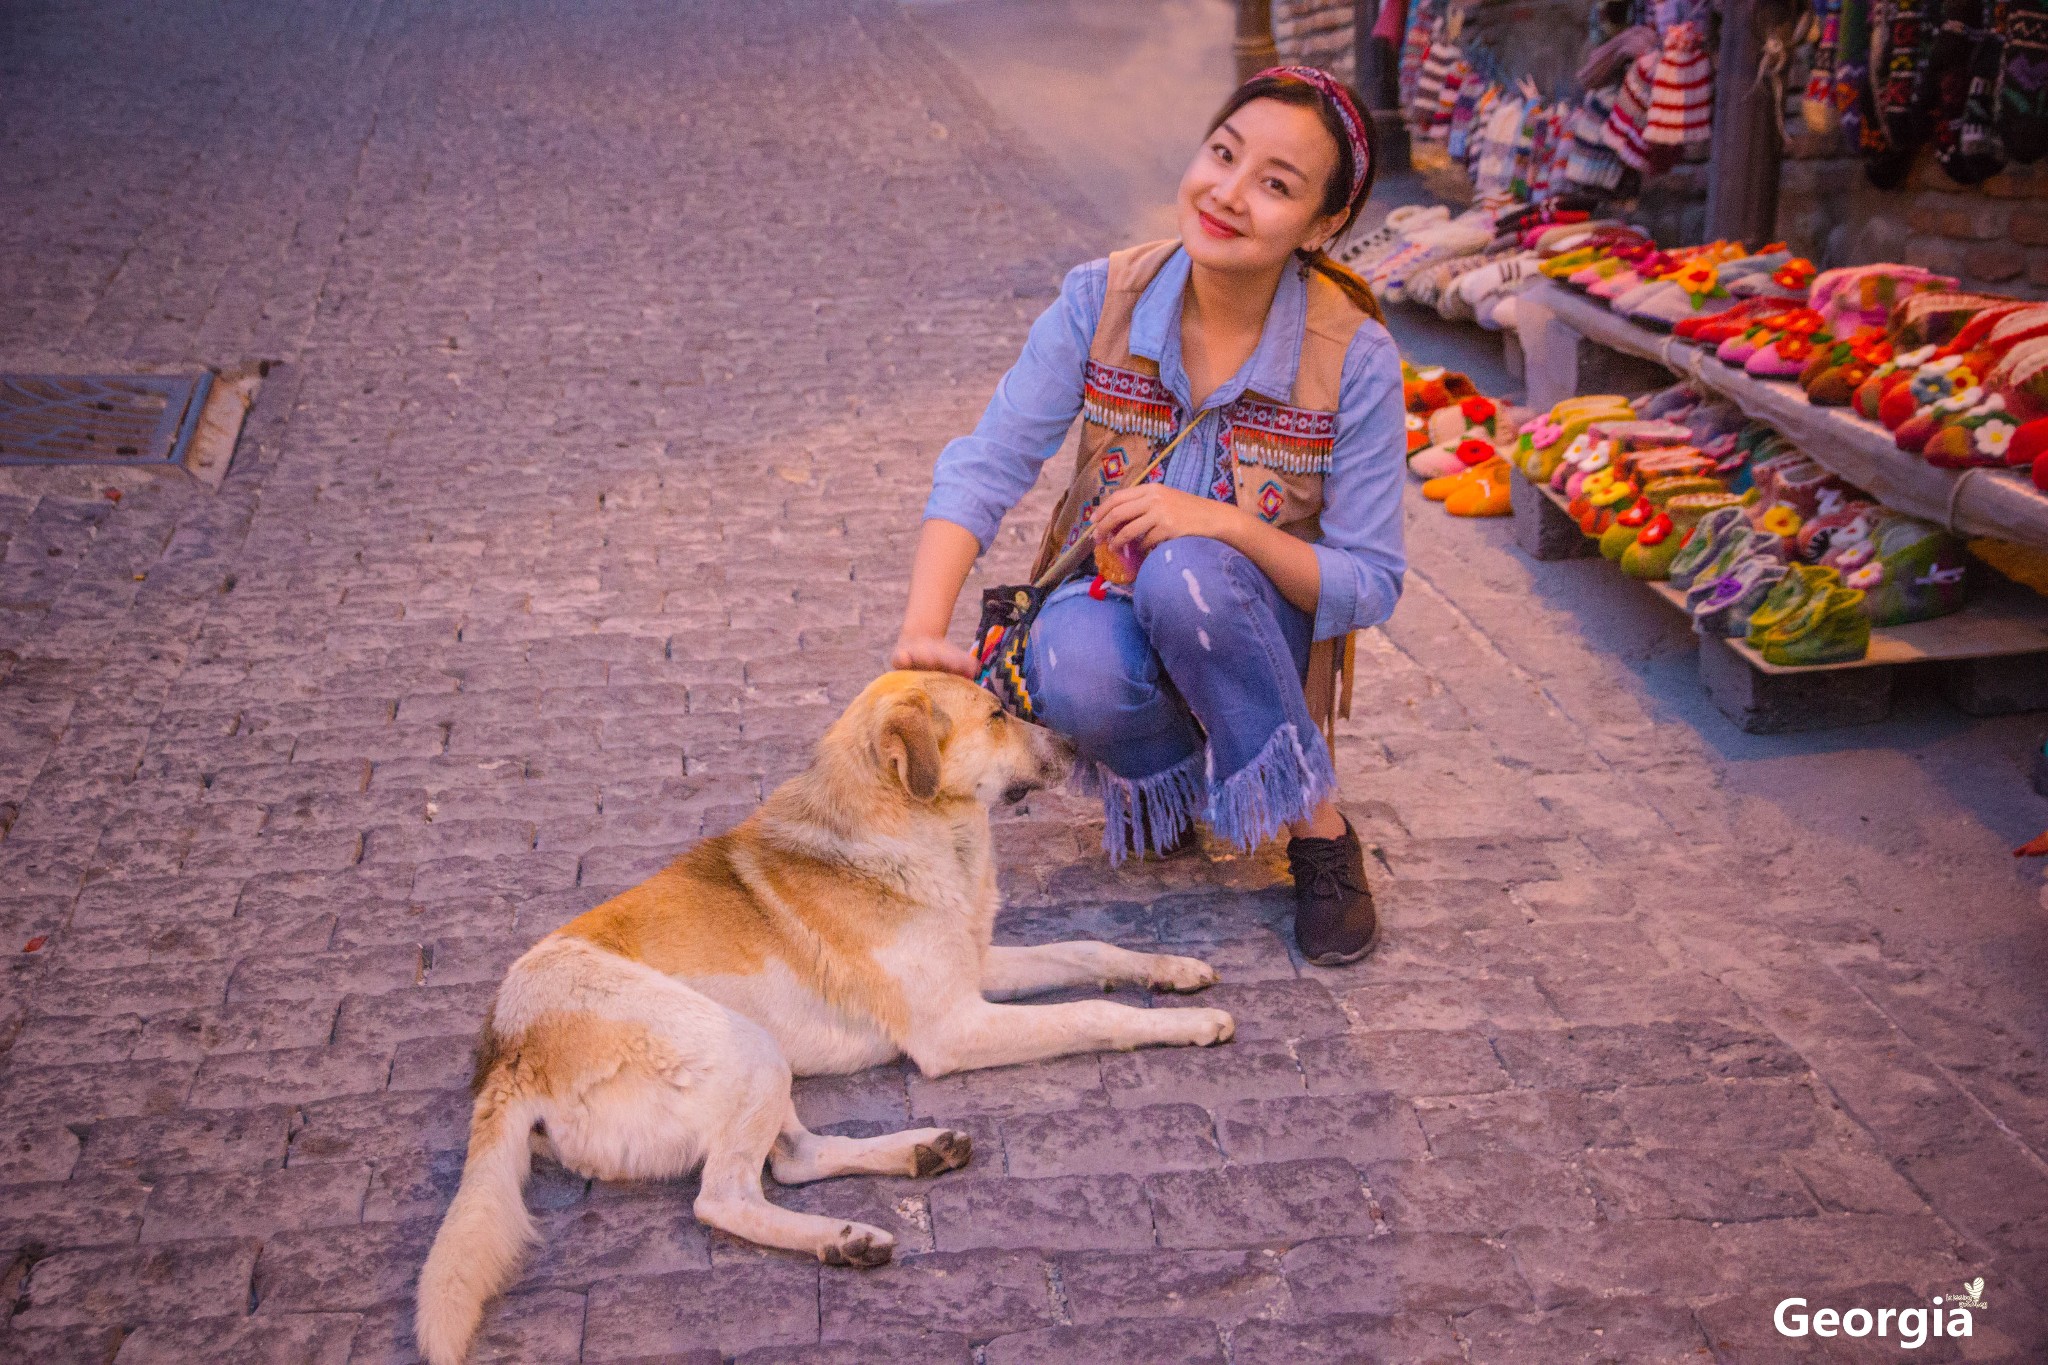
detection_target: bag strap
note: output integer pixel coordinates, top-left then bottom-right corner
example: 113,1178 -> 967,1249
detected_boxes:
1031,416 -> 1205,590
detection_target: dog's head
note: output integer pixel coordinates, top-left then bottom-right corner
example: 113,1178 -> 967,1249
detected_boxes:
854,671 -> 1072,808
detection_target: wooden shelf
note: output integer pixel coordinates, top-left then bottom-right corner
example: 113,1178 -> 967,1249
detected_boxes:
1518,278 -> 2048,553
1521,471 -> 2048,675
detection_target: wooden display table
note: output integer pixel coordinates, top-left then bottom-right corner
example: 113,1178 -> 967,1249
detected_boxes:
1513,468 -> 2048,732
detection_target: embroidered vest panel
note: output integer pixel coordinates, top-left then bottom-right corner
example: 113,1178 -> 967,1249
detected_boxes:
1030,240 -> 1370,582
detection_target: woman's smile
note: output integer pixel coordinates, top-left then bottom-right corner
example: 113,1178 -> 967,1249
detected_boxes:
1196,210 -> 1243,240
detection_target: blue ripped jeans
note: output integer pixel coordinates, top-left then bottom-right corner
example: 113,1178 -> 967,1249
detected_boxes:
1022,535 -> 1337,864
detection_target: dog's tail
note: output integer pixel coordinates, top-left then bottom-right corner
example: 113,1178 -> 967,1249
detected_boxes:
415,1071 -> 540,1365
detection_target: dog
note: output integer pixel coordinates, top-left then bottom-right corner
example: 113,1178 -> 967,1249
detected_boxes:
415,670 -> 1235,1365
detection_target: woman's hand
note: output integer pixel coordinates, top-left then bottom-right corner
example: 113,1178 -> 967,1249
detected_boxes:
1095,484 -> 1242,553
890,631 -> 980,678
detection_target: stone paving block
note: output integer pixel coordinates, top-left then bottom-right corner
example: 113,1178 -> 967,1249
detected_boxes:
582,1261 -> 822,1358
36,960 -> 234,1016
141,1162 -> 371,1243
999,1103 -> 1221,1178
791,1068 -> 912,1130
332,982 -> 494,1049
132,999 -> 342,1060
907,1055 -> 1107,1119
1144,1159 -> 1371,1249
8,1012 -> 145,1064
109,1311 -> 362,1365
513,1189 -> 713,1288
14,1239 -> 261,1330
1151,979 -> 1346,1043
1153,930 -> 1299,982
1492,1024 -> 1807,1090
389,1034 -> 474,1092
927,1172 -> 1152,1253
0,1324 -> 131,1365
227,946 -> 424,1004
1507,1215 -> 1971,1310
2,1060 -> 196,1125
1458,1294 -> 1715,1364
0,1121 -> 83,1184
190,1044 -> 390,1108
982,1315 -> 1226,1365
0,1173 -> 151,1253
1342,975 -> 1559,1032
735,1331 -> 971,1364
252,1218 -> 436,1314
1228,1310 -> 1467,1364
1295,1029 -> 1510,1097
1054,1248 -> 1288,1326
1615,1079 -> 1825,1150
289,1090 -> 470,1164
1372,835 -> 1562,883
1581,1147 -> 1819,1223
1099,1040 -> 1304,1108
1367,1151 -> 1599,1234
1211,1092 -> 1428,1166
1282,1231 -> 1533,1316
818,1248 -> 1054,1343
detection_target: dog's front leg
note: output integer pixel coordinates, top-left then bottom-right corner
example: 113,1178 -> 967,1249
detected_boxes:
908,998 -> 1233,1077
982,943 -> 1218,1000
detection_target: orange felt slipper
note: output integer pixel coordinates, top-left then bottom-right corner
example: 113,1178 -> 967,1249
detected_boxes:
1443,458 -> 1513,516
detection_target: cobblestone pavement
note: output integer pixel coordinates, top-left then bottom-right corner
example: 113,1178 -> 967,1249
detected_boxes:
3,1 -> 2048,1362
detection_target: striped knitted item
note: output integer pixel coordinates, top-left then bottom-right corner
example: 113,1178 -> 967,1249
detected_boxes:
1412,24 -> 1460,130
1568,90 -> 1626,188
1605,49 -> 1660,169
1399,5 -> 1436,110
1431,59 -> 1470,141
1645,22 -> 1715,146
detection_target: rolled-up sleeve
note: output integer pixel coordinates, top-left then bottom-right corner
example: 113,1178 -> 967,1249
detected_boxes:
922,259 -> 1107,552
1309,321 -> 1408,641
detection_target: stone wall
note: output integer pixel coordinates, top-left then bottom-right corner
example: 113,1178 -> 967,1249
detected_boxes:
1274,0 -> 1360,83
1775,149 -> 2048,301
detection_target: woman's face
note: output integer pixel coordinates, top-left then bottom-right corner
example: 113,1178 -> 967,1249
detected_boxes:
1177,97 -> 1349,276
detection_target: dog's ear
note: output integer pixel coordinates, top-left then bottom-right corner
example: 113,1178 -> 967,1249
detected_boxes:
877,693 -> 941,801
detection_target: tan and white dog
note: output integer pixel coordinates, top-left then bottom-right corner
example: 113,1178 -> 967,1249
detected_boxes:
416,671 -> 1235,1365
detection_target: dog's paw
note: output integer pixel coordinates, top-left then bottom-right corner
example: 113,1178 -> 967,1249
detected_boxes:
913,1130 -> 973,1177
1146,953 -> 1219,993
1168,1007 -> 1235,1046
821,1222 -> 895,1269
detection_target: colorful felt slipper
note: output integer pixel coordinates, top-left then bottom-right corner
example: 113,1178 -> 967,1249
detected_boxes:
1621,491 -> 1744,580
1756,584 -> 1870,666
1443,458 -> 1514,516
1666,504 -> 1752,589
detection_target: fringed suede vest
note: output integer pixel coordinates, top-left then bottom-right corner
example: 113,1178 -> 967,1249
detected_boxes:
1030,240 -> 1372,747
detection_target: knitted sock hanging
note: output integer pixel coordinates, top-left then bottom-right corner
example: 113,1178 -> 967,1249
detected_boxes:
1867,0 -> 1938,185
1933,0 -> 2005,181
1606,48 -> 1666,171
1804,0 -> 1844,133
1645,22 -> 1715,152
1834,0 -> 1875,148
1953,4 -> 2009,178
1999,0 -> 2048,161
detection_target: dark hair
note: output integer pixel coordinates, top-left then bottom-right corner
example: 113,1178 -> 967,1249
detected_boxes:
1205,71 -> 1385,319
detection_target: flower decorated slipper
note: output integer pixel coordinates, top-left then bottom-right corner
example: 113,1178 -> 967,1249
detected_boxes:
1921,394 -> 2022,468
1745,564 -> 1842,648
1443,458 -> 1514,516
1404,366 -> 1482,414
1830,514 -> 1968,625
1756,584 -> 1871,667
1693,555 -> 1791,636
1410,435 -> 1500,480
1620,491 -> 1745,580
1666,504 -> 1753,589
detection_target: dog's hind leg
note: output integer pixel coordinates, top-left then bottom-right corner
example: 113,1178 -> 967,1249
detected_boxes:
694,1093 -> 898,1267
769,1107 -> 972,1184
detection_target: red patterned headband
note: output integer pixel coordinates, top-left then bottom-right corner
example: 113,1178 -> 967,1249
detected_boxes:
1254,65 -> 1371,210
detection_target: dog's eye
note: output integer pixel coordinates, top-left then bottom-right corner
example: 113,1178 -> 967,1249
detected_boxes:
986,710 -> 1005,728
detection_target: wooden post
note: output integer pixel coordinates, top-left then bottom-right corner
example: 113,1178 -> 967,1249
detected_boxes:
1236,0 -> 1279,82
1354,0 -> 1383,105
1704,0 -> 1785,247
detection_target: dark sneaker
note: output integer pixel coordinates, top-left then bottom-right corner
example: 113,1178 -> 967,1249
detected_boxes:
1286,816 -> 1378,965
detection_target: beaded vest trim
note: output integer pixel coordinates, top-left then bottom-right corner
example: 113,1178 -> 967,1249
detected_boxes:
1223,395 -> 1337,474
1082,360 -> 1176,439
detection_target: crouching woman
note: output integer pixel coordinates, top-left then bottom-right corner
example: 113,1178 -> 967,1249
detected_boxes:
892,68 -> 1406,965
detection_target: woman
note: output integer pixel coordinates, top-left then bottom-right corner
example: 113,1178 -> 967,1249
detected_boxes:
892,67 -> 1406,965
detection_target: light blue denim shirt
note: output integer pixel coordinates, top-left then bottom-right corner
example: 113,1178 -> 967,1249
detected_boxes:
923,247 -> 1407,641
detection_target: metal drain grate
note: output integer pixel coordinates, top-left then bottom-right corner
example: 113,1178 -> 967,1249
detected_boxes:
0,372 -> 213,467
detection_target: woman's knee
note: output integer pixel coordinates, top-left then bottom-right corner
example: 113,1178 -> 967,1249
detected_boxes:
1131,536 -> 1240,629
1027,609 -> 1155,747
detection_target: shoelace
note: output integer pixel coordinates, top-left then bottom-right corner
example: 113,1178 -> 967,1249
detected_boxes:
1289,838 -> 1366,901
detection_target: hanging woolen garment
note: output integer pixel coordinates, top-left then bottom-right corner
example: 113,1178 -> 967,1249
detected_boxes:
1412,21 -> 1458,130
1933,0 -> 2006,180
1568,89 -> 1628,188
1431,57 -> 1469,140
1954,2 -> 2007,169
1400,5 -> 1437,110
1999,0 -> 2048,161
1606,48 -> 1661,170
1473,93 -> 1525,199
1804,0 -> 1845,132
1645,21 -> 1715,147
1871,0 -> 1939,184
1834,0 -> 1876,148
